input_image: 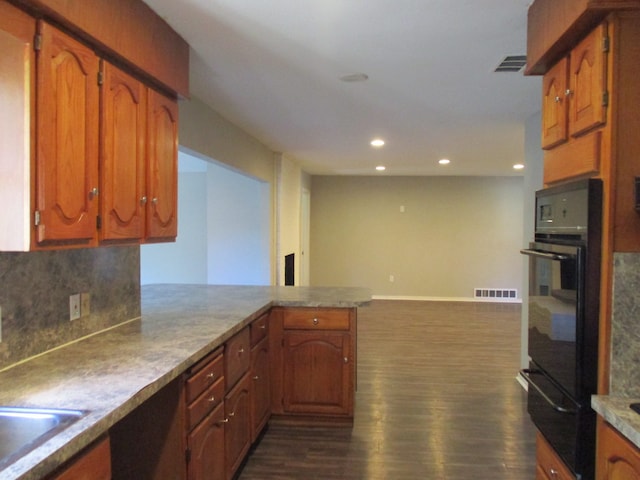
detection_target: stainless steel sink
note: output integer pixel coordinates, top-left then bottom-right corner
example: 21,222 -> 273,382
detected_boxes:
0,407 -> 85,468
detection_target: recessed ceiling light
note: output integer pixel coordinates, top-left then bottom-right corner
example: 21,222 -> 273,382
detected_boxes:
371,139 -> 385,148
376,165 -> 386,171
438,159 -> 450,165
340,73 -> 369,82
513,163 -> 525,170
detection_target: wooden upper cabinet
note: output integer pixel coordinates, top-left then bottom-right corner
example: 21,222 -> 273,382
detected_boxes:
99,61 -> 146,243
568,23 -> 608,138
146,89 -> 178,242
542,57 -> 569,149
35,21 -> 100,246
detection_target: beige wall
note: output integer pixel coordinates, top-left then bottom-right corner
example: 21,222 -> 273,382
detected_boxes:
310,175 -> 524,299
275,153 -> 302,285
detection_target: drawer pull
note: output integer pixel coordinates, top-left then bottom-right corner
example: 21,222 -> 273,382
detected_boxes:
218,418 -> 229,425
253,375 -> 259,381
208,396 -> 216,403
228,411 -> 235,417
313,318 -> 319,325
260,324 -> 266,330
238,347 -> 245,354
206,372 -> 216,380
549,468 -> 558,479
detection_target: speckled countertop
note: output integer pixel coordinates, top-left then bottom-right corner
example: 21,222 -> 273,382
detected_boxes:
592,395 -> 640,449
0,284 -> 371,480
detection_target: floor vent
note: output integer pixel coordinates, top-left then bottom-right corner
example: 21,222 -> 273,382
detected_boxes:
474,288 -> 518,300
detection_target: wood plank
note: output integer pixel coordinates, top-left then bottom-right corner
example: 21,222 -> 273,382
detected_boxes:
543,130 -> 602,185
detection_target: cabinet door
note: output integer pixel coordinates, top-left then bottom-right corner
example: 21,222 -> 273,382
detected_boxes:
569,23 -> 608,138
283,331 -> 352,416
146,88 -> 178,241
542,57 -> 569,150
100,61 -> 146,242
225,373 -> 251,480
36,22 -> 99,245
187,402 -> 225,480
597,420 -> 640,480
535,432 -> 574,480
250,336 -> 270,442
48,436 -> 111,480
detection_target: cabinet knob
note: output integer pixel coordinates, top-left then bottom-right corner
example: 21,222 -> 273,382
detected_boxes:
228,411 -> 235,417
554,96 -> 562,103
344,357 -> 349,364
206,372 -> 216,380
208,396 -> 216,403
313,318 -> 319,325
89,187 -> 99,199
238,347 -> 245,354
253,375 -> 259,381
140,196 -> 148,205
151,197 -> 158,205
549,468 -> 558,479
260,324 -> 266,330
218,418 -> 229,425
565,89 -> 573,97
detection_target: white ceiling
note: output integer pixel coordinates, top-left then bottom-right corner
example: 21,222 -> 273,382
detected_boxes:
142,0 -> 542,176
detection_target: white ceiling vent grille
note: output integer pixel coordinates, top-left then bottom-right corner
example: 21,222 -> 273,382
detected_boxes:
494,55 -> 527,72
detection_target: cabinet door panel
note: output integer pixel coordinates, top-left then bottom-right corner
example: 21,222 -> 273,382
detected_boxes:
597,420 -> 640,480
100,61 -> 146,242
569,23 -> 607,138
542,57 -> 569,150
250,336 -> 270,441
188,402 -> 225,480
283,331 -> 351,415
146,89 -> 178,241
225,374 -> 251,480
36,22 -> 99,244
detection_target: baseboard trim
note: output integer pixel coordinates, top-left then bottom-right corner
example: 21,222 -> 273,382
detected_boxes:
371,295 -> 522,304
516,372 -> 528,391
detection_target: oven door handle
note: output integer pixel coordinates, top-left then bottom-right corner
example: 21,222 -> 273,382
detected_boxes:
520,249 -> 571,261
520,369 -> 577,414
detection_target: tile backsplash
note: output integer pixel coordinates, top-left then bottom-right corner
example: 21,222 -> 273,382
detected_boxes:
610,252 -> 640,397
0,246 -> 140,369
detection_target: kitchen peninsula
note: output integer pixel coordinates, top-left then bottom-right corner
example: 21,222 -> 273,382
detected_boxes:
0,284 -> 370,480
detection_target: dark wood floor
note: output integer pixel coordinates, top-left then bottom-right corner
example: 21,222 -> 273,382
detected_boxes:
239,300 -> 537,479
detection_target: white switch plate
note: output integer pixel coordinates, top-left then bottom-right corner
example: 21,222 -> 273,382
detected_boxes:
69,294 -> 81,321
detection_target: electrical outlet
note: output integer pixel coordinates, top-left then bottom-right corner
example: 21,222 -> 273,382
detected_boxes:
69,294 -> 81,321
80,293 -> 90,317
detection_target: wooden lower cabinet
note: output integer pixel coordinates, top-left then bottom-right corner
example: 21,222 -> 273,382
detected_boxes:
250,335 -> 271,441
187,402 -> 225,480
47,436 -> 111,480
536,432 -> 575,480
597,419 -> 640,480
224,373 -> 252,480
271,307 -> 356,423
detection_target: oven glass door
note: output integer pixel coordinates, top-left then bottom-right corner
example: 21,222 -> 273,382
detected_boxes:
521,241 -> 583,398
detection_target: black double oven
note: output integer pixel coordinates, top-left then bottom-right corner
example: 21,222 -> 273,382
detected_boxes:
520,179 -> 602,480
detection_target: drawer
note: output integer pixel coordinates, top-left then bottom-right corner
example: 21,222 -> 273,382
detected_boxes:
225,327 -> 250,390
283,308 -> 350,331
185,350 -> 224,404
250,312 -> 269,346
186,376 -> 225,431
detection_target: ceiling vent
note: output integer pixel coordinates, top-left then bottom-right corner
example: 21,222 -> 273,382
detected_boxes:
494,55 -> 527,72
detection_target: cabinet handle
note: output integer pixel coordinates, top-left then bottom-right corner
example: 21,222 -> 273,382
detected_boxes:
208,396 -> 216,403
313,318 -> 319,325
140,196 -> 147,205
89,187 -> 99,199
151,197 -> 158,205
206,372 -> 216,380
549,468 -> 558,479
218,418 -> 229,424
253,375 -> 259,381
